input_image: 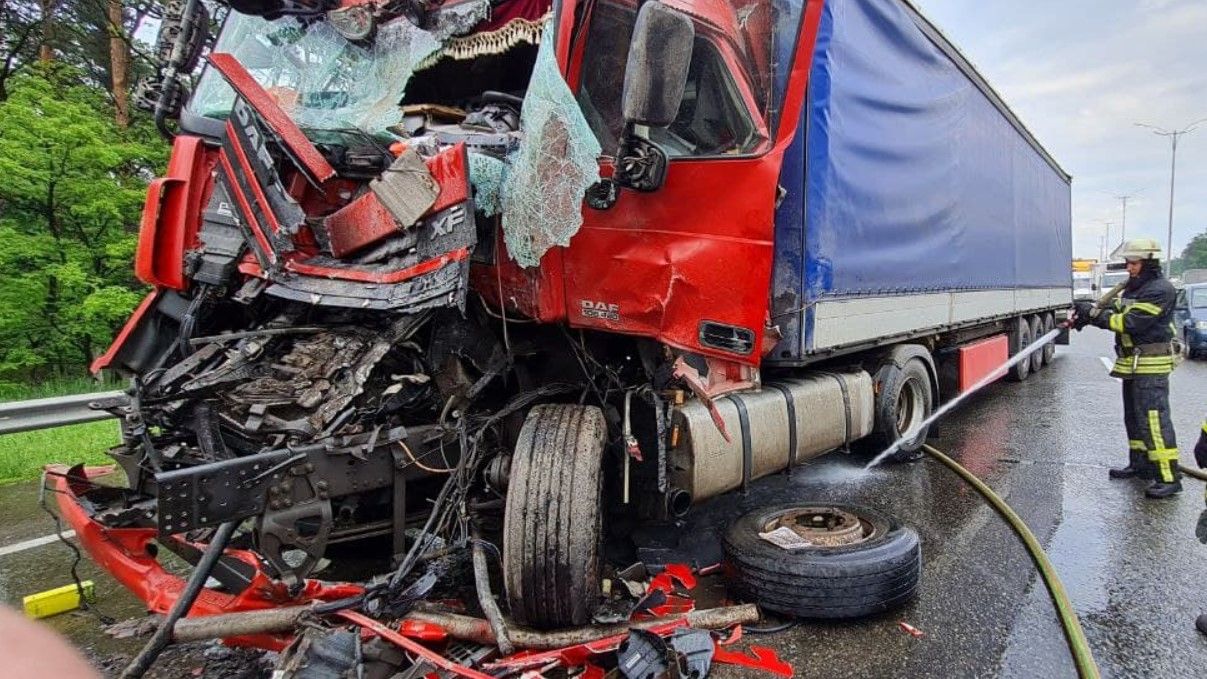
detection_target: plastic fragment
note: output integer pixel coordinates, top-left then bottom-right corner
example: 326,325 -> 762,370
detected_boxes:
898,621 -> 926,638
711,644 -> 794,677
616,629 -> 672,679
648,563 -> 697,593
500,24 -> 602,267
668,629 -> 714,679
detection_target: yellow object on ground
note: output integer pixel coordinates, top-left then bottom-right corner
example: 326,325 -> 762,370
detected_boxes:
22,581 -> 94,619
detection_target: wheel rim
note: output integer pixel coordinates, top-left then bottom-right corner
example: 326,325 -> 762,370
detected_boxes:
762,507 -> 885,548
896,377 -> 925,439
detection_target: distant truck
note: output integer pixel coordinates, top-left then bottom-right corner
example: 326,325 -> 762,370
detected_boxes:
1073,259 -> 1098,301
1182,268 -> 1207,286
55,0 -> 1074,632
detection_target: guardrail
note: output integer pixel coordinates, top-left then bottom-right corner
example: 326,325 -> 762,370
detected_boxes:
0,391 -> 128,435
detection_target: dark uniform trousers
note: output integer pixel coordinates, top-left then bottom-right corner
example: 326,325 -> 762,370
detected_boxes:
1121,376 -> 1178,482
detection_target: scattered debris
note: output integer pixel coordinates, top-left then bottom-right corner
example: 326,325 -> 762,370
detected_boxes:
898,621 -> 926,639
22,581 -> 95,619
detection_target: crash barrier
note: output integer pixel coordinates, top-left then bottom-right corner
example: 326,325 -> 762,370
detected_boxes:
922,444 -> 1100,679
0,391 -> 126,435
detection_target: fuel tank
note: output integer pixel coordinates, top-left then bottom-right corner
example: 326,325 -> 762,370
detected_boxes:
669,371 -> 874,505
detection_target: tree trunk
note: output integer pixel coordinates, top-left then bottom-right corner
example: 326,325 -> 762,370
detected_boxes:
107,0 -> 129,128
39,0 -> 55,62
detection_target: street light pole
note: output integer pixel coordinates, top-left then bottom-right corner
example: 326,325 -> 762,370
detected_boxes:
1136,118 -> 1207,262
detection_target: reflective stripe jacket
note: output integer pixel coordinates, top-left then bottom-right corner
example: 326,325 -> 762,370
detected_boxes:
1095,271 -> 1177,376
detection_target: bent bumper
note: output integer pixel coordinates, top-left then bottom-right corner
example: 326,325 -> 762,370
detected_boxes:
51,467 -> 362,650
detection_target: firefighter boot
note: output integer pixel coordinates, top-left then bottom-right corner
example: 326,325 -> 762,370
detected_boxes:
1145,447 -> 1182,498
1146,479 -> 1183,498
1108,449 -> 1150,479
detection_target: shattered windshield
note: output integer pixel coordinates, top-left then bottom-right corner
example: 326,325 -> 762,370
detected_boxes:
189,4 -> 489,136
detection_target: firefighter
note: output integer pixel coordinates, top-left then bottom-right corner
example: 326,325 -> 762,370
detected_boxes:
1073,238 -> 1181,498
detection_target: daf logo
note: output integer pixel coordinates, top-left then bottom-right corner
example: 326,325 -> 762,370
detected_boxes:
580,300 -> 620,322
233,99 -> 277,176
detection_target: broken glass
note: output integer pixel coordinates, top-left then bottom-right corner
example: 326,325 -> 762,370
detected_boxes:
188,1 -> 490,136
500,25 -> 602,268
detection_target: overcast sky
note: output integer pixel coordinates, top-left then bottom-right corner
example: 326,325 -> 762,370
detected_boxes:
912,0 -> 1207,261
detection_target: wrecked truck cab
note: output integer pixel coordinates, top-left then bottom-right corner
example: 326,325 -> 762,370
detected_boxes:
61,0 -> 1073,644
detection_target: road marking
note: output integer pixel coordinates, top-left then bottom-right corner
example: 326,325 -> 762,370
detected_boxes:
0,531 -> 76,557
1099,356 -> 1123,382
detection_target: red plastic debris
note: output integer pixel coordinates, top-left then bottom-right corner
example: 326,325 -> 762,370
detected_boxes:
648,563 -> 697,594
397,620 -> 449,642
486,621 -> 688,672
580,664 -> 606,679
898,621 -> 926,639
645,594 -> 696,617
712,645 -> 794,677
338,611 -> 492,679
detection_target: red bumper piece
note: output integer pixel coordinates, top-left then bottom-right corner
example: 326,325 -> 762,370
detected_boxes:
52,471 -> 363,651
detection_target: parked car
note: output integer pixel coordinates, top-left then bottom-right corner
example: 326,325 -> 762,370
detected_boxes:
1175,283 -> 1207,359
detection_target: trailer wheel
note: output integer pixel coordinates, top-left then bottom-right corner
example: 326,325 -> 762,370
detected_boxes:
870,357 -> 933,459
1028,315 -> 1045,374
502,404 -> 606,629
1007,316 -> 1032,382
1041,313 -> 1057,365
722,503 -> 921,619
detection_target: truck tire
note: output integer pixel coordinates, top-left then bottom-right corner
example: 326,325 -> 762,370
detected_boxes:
1028,315 -> 1044,374
1041,313 -> 1057,365
1008,316 -> 1032,382
503,404 -> 606,629
870,357 -> 933,459
722,504 -> 921,619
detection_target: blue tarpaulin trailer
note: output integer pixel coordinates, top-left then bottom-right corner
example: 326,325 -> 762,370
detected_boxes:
770,0 -> 1073,363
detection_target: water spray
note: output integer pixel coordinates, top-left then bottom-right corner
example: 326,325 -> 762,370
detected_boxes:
866,281 -> 1132,470
865,329 -> 1062,469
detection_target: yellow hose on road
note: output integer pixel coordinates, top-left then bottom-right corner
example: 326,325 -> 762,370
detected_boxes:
1179,465 -> 1207,482
922,444 -> 1100,679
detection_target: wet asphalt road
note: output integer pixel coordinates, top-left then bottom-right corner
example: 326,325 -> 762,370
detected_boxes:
2,329 -> 1207,677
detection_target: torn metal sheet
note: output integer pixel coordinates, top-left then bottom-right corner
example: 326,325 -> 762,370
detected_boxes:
500,24 -> 602,268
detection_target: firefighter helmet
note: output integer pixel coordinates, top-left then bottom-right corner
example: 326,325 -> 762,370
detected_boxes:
1111,237 -> 1163,262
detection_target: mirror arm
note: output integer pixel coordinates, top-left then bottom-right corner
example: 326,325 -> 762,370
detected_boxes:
155,0 -> 204,140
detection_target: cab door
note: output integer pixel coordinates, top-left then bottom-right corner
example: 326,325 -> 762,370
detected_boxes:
558,0 -> 822,365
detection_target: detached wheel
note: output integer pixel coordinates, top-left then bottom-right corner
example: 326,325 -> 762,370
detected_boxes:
870,357 -> 934,459
723,504 -> 921,619
1041,313 -> 1056,365
1028,315 -> 1044,374
503,404 -> 606,628
1008,316 -> 1033,382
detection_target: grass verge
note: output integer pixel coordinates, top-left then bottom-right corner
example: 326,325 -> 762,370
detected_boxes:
0,420 -> 119,485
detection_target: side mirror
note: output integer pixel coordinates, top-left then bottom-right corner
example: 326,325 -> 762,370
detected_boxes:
136,0 -> 210,133
621,2 -> 694,128
611,2 -> 693,194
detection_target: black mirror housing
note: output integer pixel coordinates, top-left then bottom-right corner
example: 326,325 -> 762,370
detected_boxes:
621,2 -> 694,128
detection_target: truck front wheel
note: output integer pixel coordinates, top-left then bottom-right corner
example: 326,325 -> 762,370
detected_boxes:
502,404 -> 606,629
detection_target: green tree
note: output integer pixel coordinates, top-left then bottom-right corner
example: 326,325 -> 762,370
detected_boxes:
0,64 -> 165,378
1176,232 -> 1207,274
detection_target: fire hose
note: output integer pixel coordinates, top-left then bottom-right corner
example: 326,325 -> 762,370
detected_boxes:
921,444 -> 1100,679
